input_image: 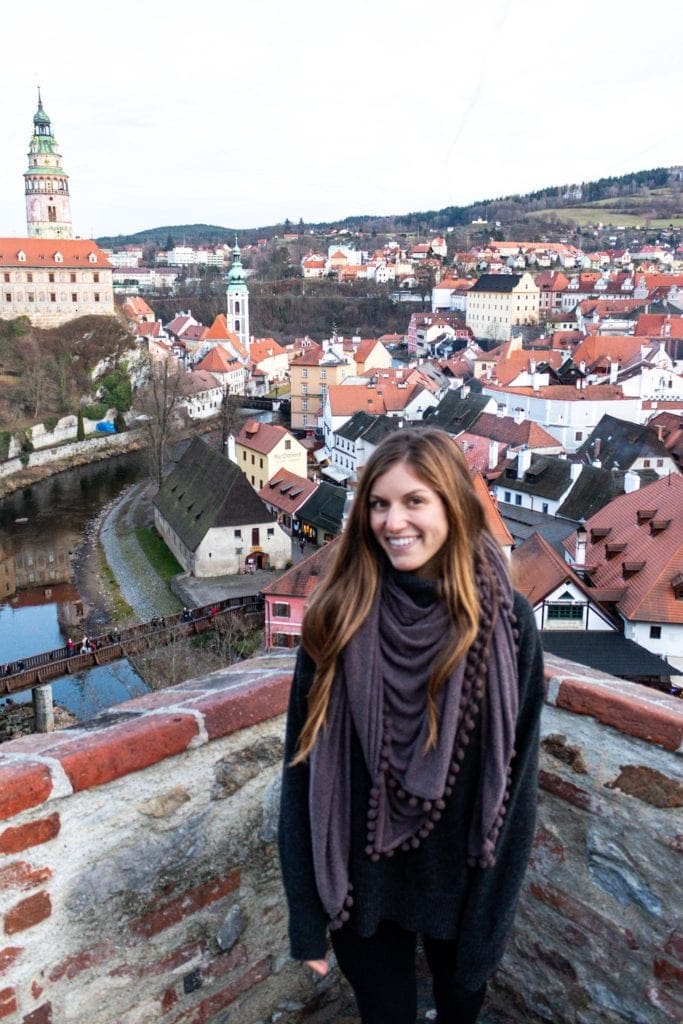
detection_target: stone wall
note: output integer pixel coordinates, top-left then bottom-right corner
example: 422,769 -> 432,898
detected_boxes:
0,652 -> 681,1024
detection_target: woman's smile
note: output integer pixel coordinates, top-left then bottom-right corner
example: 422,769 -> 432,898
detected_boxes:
369,462 -> 449,579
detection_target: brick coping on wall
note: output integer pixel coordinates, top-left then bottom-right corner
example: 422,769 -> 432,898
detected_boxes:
1,650 -> 682,824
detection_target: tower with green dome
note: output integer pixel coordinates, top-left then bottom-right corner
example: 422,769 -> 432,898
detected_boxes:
226,238 -> 250,352
24,89 -> 73,239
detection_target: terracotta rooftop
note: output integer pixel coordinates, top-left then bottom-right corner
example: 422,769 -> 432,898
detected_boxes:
235,419 -> 293,455
563,474 -> 683,624
0,237 -> 112,268
258,468 -> 317,517
261,537 -> 340,598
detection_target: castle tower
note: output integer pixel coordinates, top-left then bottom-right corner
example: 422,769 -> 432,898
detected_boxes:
24,89 -> 73,239
226,238 -> 249,352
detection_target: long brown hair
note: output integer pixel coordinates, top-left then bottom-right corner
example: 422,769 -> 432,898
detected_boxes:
293,426 -> 492,762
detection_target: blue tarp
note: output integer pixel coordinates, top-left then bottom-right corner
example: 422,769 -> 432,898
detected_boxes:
95,421 -> 116,433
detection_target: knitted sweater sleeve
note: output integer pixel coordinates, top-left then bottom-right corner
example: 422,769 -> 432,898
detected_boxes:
454,592 -> 545,989
278,646 -> 329,961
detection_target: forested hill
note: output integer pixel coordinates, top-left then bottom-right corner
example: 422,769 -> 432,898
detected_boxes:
97,166 -> 682,248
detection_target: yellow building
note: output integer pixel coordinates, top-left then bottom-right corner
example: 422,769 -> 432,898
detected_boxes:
466,272 -> 540,341
289,342 -> 352,431
234,420 -> 308,490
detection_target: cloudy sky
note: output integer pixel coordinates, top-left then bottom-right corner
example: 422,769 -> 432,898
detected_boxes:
1,0 -> 680,239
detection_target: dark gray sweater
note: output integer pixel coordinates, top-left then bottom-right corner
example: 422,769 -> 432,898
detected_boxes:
278,588 -> 544,989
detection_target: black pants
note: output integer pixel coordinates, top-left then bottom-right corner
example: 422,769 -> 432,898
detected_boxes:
330,920 -> 487,1024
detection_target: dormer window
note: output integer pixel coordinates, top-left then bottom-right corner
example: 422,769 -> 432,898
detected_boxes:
672,574 -> 683,601
650,519 -> 671,536
54,252 -> 63,263
17,250 -> 26,262
88,253 -> 98,263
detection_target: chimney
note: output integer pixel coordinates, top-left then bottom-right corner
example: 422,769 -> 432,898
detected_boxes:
460,384 -> 470,399
496,403 -> 505,418
226,434 -> 237,464
574,524 -> 587,567
570,461 -> 582,482
624,470 -> 641,494
516,447 -> 532,479
488,439 -> 499,470
532,372 -> 541,392
513,406 -> 525,425
609,358 -> 619,384
579,360 -> 586,373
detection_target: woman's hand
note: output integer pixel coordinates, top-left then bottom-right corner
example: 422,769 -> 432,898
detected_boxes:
305,958 -> 329,977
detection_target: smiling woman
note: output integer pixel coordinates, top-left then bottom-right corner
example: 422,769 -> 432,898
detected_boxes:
279,427 -> 545,1024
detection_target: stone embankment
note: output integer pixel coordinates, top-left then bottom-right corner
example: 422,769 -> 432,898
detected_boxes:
0,651 -> 681,1024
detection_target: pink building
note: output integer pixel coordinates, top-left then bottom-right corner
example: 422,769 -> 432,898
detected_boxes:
261,539 -> 339,648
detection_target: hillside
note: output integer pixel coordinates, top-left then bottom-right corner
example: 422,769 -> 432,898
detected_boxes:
97,166 -> 683,248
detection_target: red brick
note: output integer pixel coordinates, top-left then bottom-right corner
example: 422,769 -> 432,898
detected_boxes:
177,959 -> 271,1024
529,881 -> 638,950
4,892 -> 52,935
0,947 -> 22,977
108,941 -> 206,980
161,989 -> 179,1014
188,676 -> 291,742
530,825 -> 566,871
664,932 -> 683,964
48,942 -> 113,983
23,1004 -> 53,1024
131,868 -> 240,939
202,944 -> 248,983
539,770 -> 592,811
0,764 -> 52,822
654,957 -> 683,987
0,861 -> 52,893
556,680 -> 683,751
56,714 -> 199,792
0,815 -> 60,855
0,988 -> 17,1020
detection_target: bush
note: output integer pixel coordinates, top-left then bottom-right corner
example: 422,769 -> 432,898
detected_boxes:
43,416 -> 59,433
99,368 -> 133,412
82,402 -> 107,421
18,431 -> 34,454
0,431 -> 11,461
114,411 -> 127,433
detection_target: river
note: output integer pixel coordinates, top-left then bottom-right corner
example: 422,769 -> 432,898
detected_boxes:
0,413 -> 276,723
0,451 -> 151,719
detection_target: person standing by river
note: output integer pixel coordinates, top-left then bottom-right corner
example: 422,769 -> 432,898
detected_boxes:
279,428 -> 545,1024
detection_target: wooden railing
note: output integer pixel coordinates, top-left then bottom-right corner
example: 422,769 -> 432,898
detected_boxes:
0,594 -> 264,697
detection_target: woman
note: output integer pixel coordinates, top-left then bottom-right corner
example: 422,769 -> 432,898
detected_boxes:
279,427 -> 544,1024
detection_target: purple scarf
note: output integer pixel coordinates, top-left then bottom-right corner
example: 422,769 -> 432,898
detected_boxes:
309,540 -> 519,926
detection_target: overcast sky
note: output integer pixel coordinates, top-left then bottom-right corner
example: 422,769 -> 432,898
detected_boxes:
1,0 -> 681,240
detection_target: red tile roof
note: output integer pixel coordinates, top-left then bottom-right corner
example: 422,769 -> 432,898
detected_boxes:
258,468 -> 317,516
0,238 -> 112,268
236,419 -> 292,455
563,474 -> 683,624
261,537 -> 341,597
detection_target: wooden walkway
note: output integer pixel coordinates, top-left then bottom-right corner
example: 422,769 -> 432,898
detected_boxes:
0,595 -> 264,698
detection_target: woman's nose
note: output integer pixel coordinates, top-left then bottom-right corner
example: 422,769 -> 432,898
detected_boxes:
385,503 -> 405,530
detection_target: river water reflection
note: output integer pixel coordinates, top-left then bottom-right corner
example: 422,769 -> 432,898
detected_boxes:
0,451 -> 151,719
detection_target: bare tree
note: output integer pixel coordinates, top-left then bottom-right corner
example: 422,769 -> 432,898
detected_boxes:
133,355 -> 187,487
21,339 -> 50,419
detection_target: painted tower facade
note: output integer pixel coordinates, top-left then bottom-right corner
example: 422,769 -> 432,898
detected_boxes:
24,90 -> 73,239
226,240 -> 249,352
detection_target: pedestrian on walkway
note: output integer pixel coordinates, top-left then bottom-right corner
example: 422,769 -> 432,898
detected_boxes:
299,536 -> 306,554
278,428 -> 545,1024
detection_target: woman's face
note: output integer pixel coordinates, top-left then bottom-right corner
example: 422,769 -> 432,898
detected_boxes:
368,461 -> 449,580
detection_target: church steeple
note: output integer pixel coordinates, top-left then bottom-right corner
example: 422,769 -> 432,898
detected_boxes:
226,237 -> 250,352
24,89 -> 73,239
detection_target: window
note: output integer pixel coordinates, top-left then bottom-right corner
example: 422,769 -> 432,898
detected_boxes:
650,625 -> 662,639
643,459 -> 651,469
70,273 -> 76,283
93,272 -> 99,283
515,494 -> 522,506
542,502 -> 549,514
504,491 -> 511,502
252,528 -> 260,545
94,293 -> 100,302
71,293 -> 77,302
273,602 -> 291,618
575,431 -> 583,441
234,529 -> 242,539
273,632 -> 298,648
302,368 -> 308,379
251,454 -> 255,464
48,272 -> 54,283
48,206 -> 56,222
50,293 -> 56,302
242,451 -> 247,461
267,527 -> 274,537
259,457 -> 263,468
27,273 -> 33,283
547,604 -> 583,620
3,273 -> 9,282
320,369 -> 327,380
285,439 -> 291,450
